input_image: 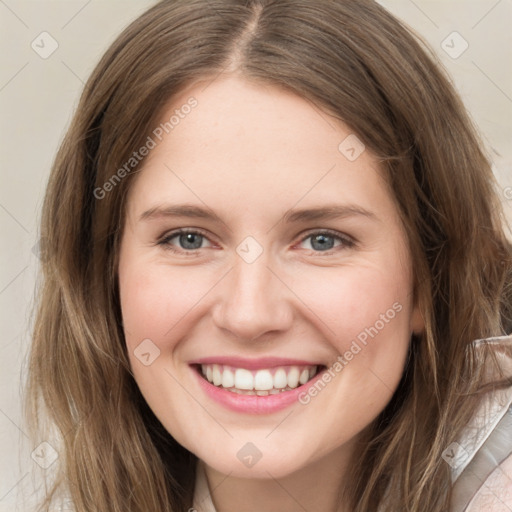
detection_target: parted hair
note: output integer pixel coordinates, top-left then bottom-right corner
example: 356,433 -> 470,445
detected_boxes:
26,1 -> 512,511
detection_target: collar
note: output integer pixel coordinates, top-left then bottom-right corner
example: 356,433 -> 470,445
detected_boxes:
192,459 -> 218,512
449,335 -> 512,511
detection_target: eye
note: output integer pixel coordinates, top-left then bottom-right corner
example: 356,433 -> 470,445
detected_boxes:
157,229 -> 213,253
156,228 -> 355,255
298,230 -> 355,253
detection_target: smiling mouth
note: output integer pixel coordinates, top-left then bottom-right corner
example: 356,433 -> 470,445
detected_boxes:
194,363 -> 326,396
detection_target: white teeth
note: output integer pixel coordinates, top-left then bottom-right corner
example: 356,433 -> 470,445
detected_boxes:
200,363 -> 320,393
221,368 -> 234,388
254,369 -> 273,391
273,368 -> 288,389
234,368 -> 254,390
212,364 -> 222,386
287,367 -> 300,388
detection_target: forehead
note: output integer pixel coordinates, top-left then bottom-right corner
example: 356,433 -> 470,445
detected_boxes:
151,75 -> 354,168
126,75 -> 396,225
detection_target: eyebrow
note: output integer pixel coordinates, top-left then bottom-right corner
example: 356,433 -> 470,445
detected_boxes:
282,205 -> 378,224
138,203 -> 378,224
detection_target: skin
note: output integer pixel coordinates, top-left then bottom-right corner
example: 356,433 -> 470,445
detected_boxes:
118,74 -> 425,512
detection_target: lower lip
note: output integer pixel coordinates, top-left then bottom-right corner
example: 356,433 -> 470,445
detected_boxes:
192,366 -> 326,414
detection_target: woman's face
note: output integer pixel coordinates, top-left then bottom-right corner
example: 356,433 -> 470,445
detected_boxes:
118,75 -> 424,479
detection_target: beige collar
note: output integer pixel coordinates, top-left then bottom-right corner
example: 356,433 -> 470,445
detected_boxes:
192,459 -> 217,512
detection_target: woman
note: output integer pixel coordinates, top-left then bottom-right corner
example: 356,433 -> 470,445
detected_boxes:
26,1 -> 512,511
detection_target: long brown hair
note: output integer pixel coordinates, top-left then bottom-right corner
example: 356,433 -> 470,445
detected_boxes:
26,1 -> 512,510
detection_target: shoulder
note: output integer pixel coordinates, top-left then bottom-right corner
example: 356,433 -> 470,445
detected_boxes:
465,452 -> 512,511
450,335 -> 512,511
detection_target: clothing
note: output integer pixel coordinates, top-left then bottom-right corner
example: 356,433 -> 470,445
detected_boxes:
192,335 -> 512,512
193,460 -> 218,512
451,335 -> 512,511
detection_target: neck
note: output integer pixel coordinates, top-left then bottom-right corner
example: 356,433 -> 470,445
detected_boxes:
201,444 -> 355,512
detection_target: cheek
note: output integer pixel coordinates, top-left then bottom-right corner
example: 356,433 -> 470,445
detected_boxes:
292,263 -> 412,347
290,261 -> 413,408
118,259 -> 213,443
119,262 -> 213,351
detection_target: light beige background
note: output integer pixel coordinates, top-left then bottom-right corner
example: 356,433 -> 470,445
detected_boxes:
0,1 -> 511,510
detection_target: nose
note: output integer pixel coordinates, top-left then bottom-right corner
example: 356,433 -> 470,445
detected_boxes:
211,252 -> 294,342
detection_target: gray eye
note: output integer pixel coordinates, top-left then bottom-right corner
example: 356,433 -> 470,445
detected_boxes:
178,232 -> 204,250
311,234 -> 334,251
309,234 -> 336,251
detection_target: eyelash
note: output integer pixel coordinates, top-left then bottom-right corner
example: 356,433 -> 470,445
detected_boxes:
156,228 -> 356,256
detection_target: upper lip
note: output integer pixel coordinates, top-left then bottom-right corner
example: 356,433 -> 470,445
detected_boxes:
189,356 -> 324,370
